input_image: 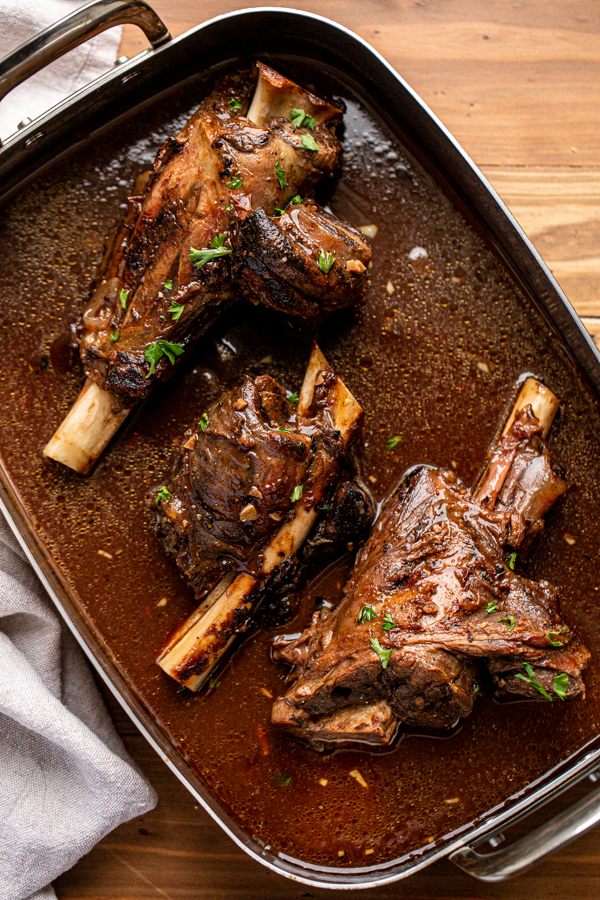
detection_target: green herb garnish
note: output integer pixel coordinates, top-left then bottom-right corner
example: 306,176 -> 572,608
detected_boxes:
144,340 -> 184,377
274,771 -> 292,788
515,662 -> 552,701
228,98 -> 242,111
286,391 -> 299,404
370,637 -> 392,670
168,301 -> 185,322
199,412 -> 209,432
291,484 -> 303,502
290,195 -> 302,204
210,233 -> 227,249
119,288 -> 129,309
356,605 -> 377,624
486,601 -> 499,614
508,552 -> 517,571
499,615 -> 515,632
474,683 -> 483,697
382,612 -> 396,631
547,632 -> 564,647
553,673 -> 569,700
156,486 -> 171,503
301,133 -> 319,152
290,108 -> 316,129
110,330 -> 119,342
227,173 -> 243,189
274,208 -> 284,217
208,677 -> 221,690
275,160 -> 286,189
163,280 -> 173,290
318,249 -> 335,274
386,435 -> 403,451
277,427 -> 291,433
189,245 -> 232,268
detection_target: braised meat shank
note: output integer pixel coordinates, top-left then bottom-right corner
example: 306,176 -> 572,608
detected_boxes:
272,394 -> 589,747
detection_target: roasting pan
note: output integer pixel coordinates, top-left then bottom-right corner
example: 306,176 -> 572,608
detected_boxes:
2,0 -> 600,888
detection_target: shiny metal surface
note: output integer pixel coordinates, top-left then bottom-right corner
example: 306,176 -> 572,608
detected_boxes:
1,5 -> 600,888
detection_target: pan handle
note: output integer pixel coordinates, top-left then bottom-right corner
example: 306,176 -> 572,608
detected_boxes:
450,781 -> 600,882
0,0 -> 170,106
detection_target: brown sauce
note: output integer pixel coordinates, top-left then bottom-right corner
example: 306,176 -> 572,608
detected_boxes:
1,59 -> 600,870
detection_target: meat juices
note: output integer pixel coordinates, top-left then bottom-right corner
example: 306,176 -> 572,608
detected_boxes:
272,381 -> 589,748
44,63 -> 371,474
155,345 -> 373,691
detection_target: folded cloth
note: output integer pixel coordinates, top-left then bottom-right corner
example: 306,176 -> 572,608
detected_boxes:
0,514 -> 158,900
0,0 -> 123,141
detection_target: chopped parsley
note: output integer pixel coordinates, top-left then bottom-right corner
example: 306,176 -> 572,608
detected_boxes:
226,203 -> 233,211
318,249 -> 335,273
386,435 -> 403,451
486,600 -> 499,614
382,612 -> 396,630
474,683 -> 483,697
515,662 -> 552,701
275,160 -> 286,189
211,233 -> 228,249
274,208 -> 285,217
499,615 -> 515,632
227,173 -> 243,189
553,673 -> 569,700
163,280 -> 173,290
199,412 -> 209,432
290,195 -> 302,204
189,245 -> 232,268
274,771 -> 292,788
168,301 -> 185,322
508,551 -> 517,571
291,484 -> 303,502
208,677 -> 221,690
547,631 -> 564,647
228,98 -> 242,111
144,339 -> 184,377
290,107 -> 316,129
277,427 -> 291,433
370,637 -> 392,670
286,391 -> 299,404
301,133 -> 319,152
156,486 -> 171,503
119,288 -> 129,309
110,330 -> 119,342
356,605 -> 377,624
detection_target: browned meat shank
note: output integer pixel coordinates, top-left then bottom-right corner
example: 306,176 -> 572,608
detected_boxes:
44,63 -> 371,473
155,344 -> 373,691
272,379 -> 589,748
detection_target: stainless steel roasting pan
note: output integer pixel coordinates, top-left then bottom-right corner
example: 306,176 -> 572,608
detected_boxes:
2,0 -> 600,888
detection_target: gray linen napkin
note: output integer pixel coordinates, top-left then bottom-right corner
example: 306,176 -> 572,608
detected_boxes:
0,514 -> 157,900
0,4 -> 158,897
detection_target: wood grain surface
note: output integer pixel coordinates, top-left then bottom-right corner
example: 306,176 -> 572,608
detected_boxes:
55,1 -> 600,897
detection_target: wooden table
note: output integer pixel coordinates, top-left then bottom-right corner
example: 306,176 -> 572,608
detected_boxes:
56,2 -> 600,896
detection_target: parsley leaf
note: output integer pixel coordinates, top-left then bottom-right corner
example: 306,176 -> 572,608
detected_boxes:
119,288 -> 129,309
547,631 -> 564,647
318,249 -> 335,273
168,301 -> 185,322
277,427 -> 291,433
386,435 -> 403,451
156,486 -> 171,503
227,173 -> 243,189
274,771 -> 292,788
274,208 -> 285,217
275,160 -> 286,189
210,233 -> 227,249
356,605 -> 377,624
228,98 -> 242,111
508,551 -> 517,571
553,673 -> 569,700
286,391 -> 299,404
301,133 -> 319,152
189,246 -> 232,268
486,600 -> 498,614
291,484 -> 303,502
226,203 -> 233,211
474,683 -> 483,697
382,612 -> 396,630
144,340 -> 184,377
290,108 -> 316,129
515,662 -> 552,701
290,195 -> 302,204
370,637 -> 392,670
163,280 -> 173,290
199,412 -> 209,432
110,330 -> 119,342
499,615 -> 515,632
208,677 -> 221,690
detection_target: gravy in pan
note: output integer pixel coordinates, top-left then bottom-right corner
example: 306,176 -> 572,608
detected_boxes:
1,59 -> 600,868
